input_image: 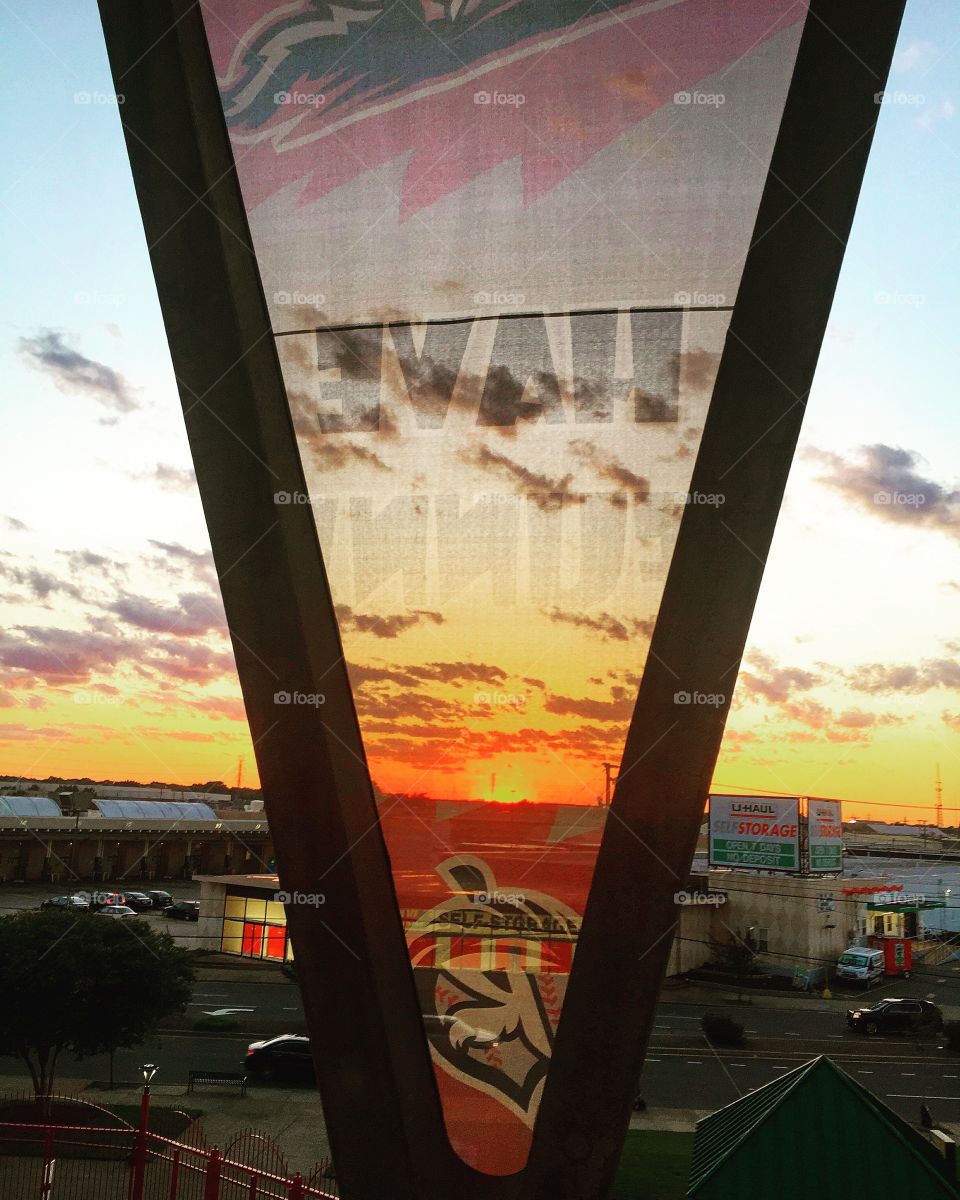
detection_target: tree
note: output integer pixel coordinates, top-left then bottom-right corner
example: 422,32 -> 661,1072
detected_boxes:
0,910 -> 194,1100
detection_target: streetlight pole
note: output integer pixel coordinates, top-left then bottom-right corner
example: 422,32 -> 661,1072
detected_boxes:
130,1064 -> 157,1200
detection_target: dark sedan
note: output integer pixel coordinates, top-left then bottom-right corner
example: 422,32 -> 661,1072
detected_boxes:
166,900 -> 200,921
147,890 -> 173,909
847,998 -> 943,1035
244,1036 -> 315,1084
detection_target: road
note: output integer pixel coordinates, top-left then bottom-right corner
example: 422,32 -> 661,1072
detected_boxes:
7,978 -> 959,1129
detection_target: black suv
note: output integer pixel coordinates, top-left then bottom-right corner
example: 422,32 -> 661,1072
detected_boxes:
244,1036 -> 315,1084
147,890 -> 173,909
847,998 -> 943,1035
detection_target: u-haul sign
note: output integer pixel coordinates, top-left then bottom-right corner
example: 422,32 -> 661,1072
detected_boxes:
709,795 -> 800,871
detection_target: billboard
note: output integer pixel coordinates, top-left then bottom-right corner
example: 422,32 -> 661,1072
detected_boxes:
808,799 -> 843,872
709,795 -> 800,870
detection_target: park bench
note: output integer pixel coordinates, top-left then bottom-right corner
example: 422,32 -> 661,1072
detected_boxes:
188,1069 -> 248,1096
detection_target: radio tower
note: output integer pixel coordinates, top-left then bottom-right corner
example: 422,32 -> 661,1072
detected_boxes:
602,762 -> 617,808
936,764 -> 943,828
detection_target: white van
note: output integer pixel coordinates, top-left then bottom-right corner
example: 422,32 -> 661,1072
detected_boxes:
836,947 -> 884,985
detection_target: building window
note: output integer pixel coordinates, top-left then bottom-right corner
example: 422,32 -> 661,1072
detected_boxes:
220,891 -> 289,962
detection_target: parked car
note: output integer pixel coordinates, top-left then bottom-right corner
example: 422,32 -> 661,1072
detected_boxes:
167,900 -> 200,921
836,946 -> 884,986
847,998 -> 943,1035
123,892 -> 154,912
244,1036 -> 315,1084
422,1013 -> 500,1048
95,905 -> 138,920
40,894 -> 90,912
81,891 -> 129,911
146,890 -> 173,909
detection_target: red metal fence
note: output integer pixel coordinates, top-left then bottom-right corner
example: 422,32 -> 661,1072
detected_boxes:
0,1114 -> 338,1199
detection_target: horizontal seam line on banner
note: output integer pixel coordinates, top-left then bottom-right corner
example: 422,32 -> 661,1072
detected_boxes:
272,303 -> 737,337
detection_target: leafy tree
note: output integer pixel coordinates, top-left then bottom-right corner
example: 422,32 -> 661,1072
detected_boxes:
0,909 -> 194,1099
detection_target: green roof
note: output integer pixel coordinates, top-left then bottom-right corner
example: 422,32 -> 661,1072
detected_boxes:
689,1056 -> 959,1199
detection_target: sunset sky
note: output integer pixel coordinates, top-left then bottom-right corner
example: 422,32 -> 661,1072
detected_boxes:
1,1 -> 958,821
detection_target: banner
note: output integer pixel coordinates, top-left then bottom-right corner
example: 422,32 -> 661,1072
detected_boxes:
198,0 -> 808,1174
709,795 -> 800,871
808,799 -> 843,872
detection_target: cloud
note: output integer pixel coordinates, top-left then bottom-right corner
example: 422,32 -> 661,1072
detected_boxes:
57,549 -> 118,577
807,444 -> 960,537
0,626 -> 135,685
146,541 -> 218,587
4,517 -> 28,532
147,464 -> 197,491
109,590 -> 226,638
739,650 -> 821,703
18,329 -> 139,413
895,40 -> 937,73
680,348 -> 720,392
335,605 -> 443,638
0,562 -> 83,603
843,658 -> 960,695
568,439 -> 649,505
311,441 -> 389,471
544,691 -> 634,723
460,444 -> 583,511
544,607 -> 654,642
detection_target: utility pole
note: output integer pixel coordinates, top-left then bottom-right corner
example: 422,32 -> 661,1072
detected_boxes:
236,756 -> 244,791
602,762 -> 617,808
935,764 -> 943,828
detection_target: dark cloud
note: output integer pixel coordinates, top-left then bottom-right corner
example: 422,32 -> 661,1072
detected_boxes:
568,439 -> 649,505
146,541 -> 217,587
843,658 -> 960,694
57,549 -> 118,577
19,329 -> 139,413
739,650 -> 821,703
808,443 -> 960,536
0,562 -> 83,603
460,444 -> 583,511
335,605 -> 443,638
544,692 -> 634,723
0,627 -> 134,685
679,348 -> 720,392
313,440 -> 389,471
543,608 -> 654,642
109,590 -> 226,638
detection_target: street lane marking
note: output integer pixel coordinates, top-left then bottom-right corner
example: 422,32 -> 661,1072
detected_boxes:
901,1073 -> 916,1076
858,1071 -> 874,1075
646,1058 -> 661,1063
890,1094 -> 960,1100
784,1033 -> 801,1037
686,1061 -> 703,1065
731,1064 -> 747,1068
